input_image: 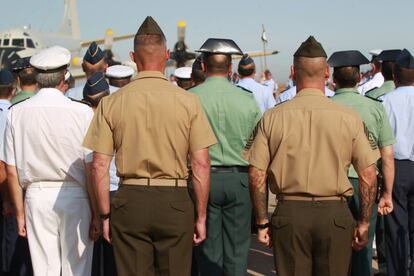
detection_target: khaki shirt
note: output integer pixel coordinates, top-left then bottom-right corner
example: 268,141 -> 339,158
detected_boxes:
244,88 -> 380,197
83,71 -> 217,180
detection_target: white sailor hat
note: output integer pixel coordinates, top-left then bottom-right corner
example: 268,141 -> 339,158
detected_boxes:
368,49 -> 383,57
106,65 -> 134,79
30,46 -> 71,71
174,67 -> 192,79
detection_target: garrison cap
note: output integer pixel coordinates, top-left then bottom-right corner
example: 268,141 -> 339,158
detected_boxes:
84,42 -> 105,65
294,36 -> 327,58
395,49 -> 414,69
83,72 -> 109,97
192,54 -> 203,71
11,57 -> 32,72
30,46 -> 71,71
196,38 -> 243,55
377,49 -> 402,62
174,67 -> 192,79
136,16 -> 166,39
106,65 -> 134,79
0,69 -> 15,86
238,54 -> 254,66
328,51 -> 369,67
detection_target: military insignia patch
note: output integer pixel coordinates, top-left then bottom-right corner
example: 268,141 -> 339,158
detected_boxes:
363,123 -> 377,150
244,121 -> 260,151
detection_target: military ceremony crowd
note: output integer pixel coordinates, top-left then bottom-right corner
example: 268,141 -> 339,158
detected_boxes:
0,15 -> 413,276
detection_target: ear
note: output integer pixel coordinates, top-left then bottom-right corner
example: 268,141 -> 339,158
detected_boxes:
290,65 -> 295,81
129,51 -> 135,62
201,61 -> 206,72
229,63 -> 233,74
166,49 -> 171,60
325,65 -> 330,80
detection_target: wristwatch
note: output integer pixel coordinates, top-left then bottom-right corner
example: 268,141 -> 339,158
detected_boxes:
256,222 -> 270,229
99,213 -> 111,220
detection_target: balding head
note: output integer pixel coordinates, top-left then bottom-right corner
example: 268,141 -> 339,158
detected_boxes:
203,53 -> 232,76
130,34 -> 169,72
292,56 -> 329,92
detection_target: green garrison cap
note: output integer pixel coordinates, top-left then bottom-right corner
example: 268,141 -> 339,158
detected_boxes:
328,50 -> 369,67
294,36 -> 327,58
196,38 -> 243,55
136,16 -> 166,39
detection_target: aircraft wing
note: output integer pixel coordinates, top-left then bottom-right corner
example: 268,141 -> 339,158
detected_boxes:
232,50 -> 279,60
80,34 -> 135,48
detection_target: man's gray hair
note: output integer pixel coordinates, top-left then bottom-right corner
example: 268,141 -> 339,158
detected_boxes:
36,70 -> 65,89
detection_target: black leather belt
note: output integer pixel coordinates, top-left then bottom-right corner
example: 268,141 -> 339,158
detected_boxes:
210,166 -> 248,173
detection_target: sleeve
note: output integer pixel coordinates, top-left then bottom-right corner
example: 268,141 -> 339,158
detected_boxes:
82,108 -> 95,163
188,97 -> 217,153
351,120 -> 381,172
4,112 -> 15,166
377,104 -> 396,148
243,116 -> 270,171
82,98 -> 115,156
0,112 -> 8,162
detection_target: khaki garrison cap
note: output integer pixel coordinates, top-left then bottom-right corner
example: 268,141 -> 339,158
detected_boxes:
136,16 -> 166,39
294,36 -> 327,58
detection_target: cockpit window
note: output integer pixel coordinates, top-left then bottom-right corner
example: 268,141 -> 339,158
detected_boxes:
3,39 -> 10,46
26,39 -> 35,48
12,39 -> 25,48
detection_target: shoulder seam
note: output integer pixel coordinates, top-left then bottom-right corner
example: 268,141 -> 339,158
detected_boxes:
8,97 -> 29,109
68,97 -> 92,107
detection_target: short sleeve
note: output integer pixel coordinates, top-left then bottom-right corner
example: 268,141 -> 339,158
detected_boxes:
243,117 -> 270,171
83,98 -> 114,155
189,97 -> 217,152
351,120 -> 380,172
4,112 -> 15,165
377,104 -> 396,148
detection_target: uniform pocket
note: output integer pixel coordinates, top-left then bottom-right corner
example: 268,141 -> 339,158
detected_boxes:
333,215 -> 354,230
170,201 -> 192,213
111,197 -> 128,209
272,216 -> 291,230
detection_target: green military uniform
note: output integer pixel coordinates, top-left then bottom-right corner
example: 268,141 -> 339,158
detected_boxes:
331,87 -> 396,276
11,90 -> 35,104
190,75 -> 261,275
365,80 -> 395,99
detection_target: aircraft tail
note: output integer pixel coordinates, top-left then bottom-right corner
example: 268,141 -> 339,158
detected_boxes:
59,0 -> 80,39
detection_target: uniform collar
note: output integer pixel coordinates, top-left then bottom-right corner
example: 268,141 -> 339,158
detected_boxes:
334,87 -> 359,95
135,71 -> 168,81
0,99 -> 10,105
295,88 -> 325,97
205,76 -> 229,84
37,88 -> 66,97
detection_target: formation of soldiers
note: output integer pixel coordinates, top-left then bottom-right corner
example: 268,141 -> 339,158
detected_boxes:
0,16 -> 413,276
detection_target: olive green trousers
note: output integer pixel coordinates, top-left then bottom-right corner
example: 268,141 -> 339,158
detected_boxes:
111,185 -> 194,276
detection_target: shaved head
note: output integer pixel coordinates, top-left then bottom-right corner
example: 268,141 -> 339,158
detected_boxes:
292,56 -> 329,92
204,53 -> 232,75
132,34 -> 168,72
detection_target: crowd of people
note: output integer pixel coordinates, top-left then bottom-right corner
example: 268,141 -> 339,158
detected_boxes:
0,15 -> 412,276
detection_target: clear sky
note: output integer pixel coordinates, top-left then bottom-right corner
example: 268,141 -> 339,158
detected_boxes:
2,0 -> 413,83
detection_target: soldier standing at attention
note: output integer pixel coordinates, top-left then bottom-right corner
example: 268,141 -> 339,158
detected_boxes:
245,36 -> 380,276
382,49 -> 414,276
328,50 -> 396,276
4,46 -> 99,276
190,38 -> 262,276
83,17 -> 217,276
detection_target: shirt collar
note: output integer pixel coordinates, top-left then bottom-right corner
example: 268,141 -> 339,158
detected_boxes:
334,87 -> 359,95
205,76 -> 229,84
37,88 -> 66,97
0,99 -> 10,105
295,88 -> 326,98
239,77 -> 255,84
134,71 -> 168,81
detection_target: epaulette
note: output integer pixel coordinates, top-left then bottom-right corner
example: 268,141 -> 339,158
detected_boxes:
0,108 -> 3,112
69,97 -> 92,107
279,87 -> 290,94
274,100 -> 288,107
8,97 -> 30,109
236,85 -> 253,94
364,87 -> 377,96
365,95 -> 382,102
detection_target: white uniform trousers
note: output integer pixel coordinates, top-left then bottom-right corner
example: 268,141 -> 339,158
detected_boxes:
24,182 -> 93,276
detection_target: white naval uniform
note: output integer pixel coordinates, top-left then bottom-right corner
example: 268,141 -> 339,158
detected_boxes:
277,85 -> 335,103
357,72 -> 384,95
65,84 -> 118,101
237,77 -> 276,113
261,78 -> 278,92
4,88 -> 94,276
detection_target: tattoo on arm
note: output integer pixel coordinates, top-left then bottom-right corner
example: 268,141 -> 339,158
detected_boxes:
249,166 -> 268,222
359,172 -> 377,224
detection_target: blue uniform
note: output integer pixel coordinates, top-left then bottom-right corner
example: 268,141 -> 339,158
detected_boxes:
278,85 -> 334,103
237,77 -> 276,113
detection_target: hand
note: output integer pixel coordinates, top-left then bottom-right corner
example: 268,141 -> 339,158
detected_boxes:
89,216 -> 101,241
2,198 -> 14,217
16,215 -> 27,238
352,222 -> 369,251
257,227 -> 272,248
193,219 -> 206,246
102,218 -> 111,244
378,194 -> 393,216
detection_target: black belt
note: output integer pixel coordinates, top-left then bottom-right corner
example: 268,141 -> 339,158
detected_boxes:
210,166 -> 248,173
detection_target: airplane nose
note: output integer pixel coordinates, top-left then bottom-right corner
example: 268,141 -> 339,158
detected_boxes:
0,47 -> 23,70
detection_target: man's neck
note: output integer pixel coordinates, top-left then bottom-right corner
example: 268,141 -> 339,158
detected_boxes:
296,81 -> 325,94
20,85 -> 37,92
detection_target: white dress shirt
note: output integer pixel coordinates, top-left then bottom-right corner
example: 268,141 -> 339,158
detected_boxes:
238,78 -> 276,113
262,78 -> 278,92
358,72 -> 384,95
382,86 -> 414,161
4,88 -> 94,188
